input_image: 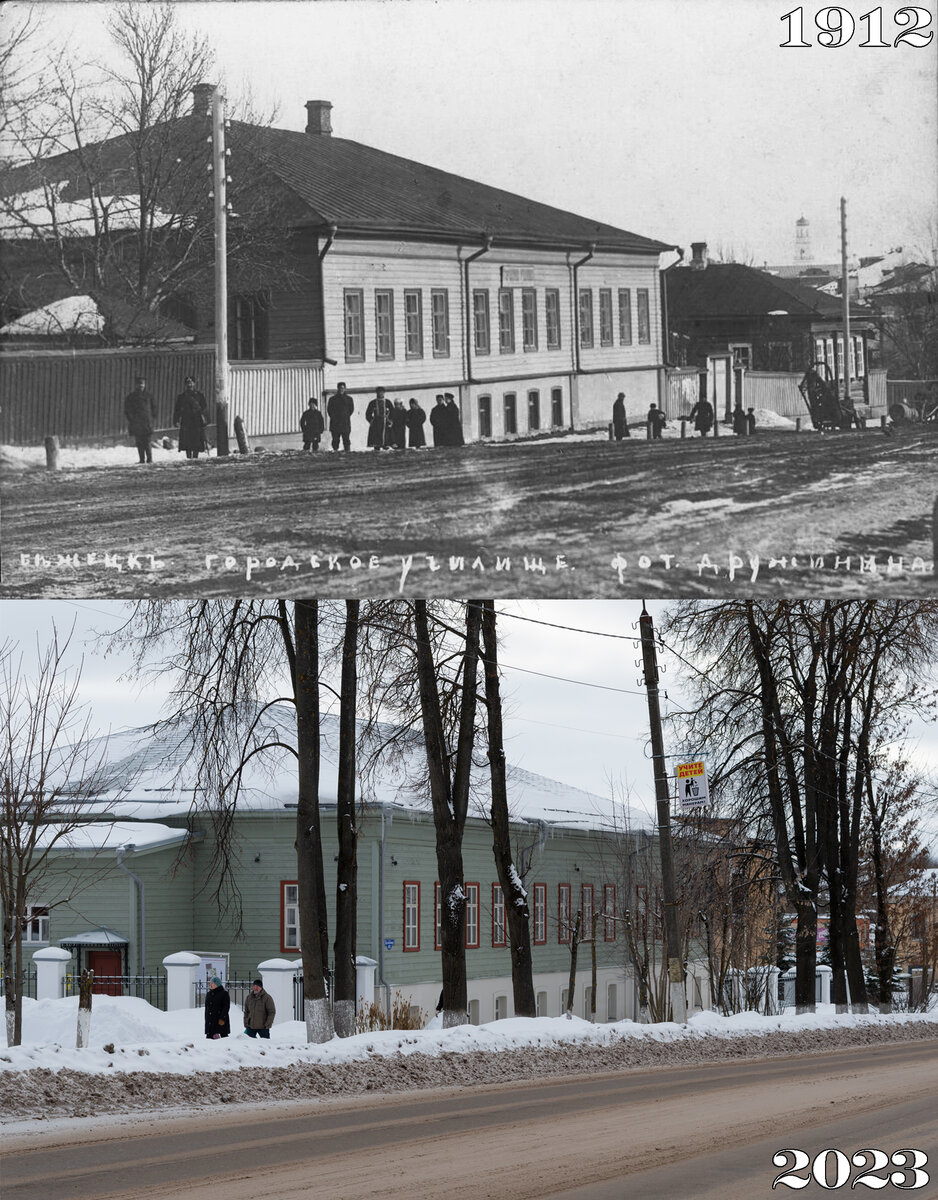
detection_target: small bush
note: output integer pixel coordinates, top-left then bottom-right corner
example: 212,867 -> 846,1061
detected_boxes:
355,991 -> 428,1033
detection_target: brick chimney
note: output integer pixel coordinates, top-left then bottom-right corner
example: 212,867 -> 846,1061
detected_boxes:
191,83 -> 215,116
305,100 -> 333,136
690,242 -> 709,270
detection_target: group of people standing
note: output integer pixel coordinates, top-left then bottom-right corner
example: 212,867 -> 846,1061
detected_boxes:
123,374 -> 209,463
611,391 -> 756,442
300,385 -> 465,452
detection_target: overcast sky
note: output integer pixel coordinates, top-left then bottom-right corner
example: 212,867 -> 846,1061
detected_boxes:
9,0 -> 937,263
3,598 -> 937,851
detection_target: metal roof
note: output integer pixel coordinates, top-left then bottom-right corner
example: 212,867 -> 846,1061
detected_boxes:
666,261 -> 874,322
58,927 -> 128,947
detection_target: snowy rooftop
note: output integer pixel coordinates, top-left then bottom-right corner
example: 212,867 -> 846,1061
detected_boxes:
46,708 -> 647,835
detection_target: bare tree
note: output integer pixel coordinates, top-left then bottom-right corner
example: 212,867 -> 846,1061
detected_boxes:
333,601 -> 360,1037
0,630 -> 118,1046
0,3 -> 299,338
478,601 -> 536,1018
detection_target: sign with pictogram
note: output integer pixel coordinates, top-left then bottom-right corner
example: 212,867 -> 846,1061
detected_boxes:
675,760 -> 710,810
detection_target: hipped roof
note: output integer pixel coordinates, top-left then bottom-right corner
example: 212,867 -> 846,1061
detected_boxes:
667,261 -> 873,322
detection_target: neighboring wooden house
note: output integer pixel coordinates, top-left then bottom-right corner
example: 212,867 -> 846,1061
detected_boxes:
1,88 -> 675,443
19,712 -> 711,1024
665,242 -> 878,419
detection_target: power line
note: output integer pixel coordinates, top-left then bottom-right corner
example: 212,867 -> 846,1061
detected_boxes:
491,605 -> 643,645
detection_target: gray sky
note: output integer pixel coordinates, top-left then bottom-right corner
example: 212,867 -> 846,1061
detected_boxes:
10,0 -> 938,263
3,598 -> 937,851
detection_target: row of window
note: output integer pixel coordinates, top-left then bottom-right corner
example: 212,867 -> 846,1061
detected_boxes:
343,285 -> 652,364
478,387 -> 564,438
403,882 -> 618,953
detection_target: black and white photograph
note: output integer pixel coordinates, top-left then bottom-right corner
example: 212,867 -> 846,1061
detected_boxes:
0,0 -> 935,597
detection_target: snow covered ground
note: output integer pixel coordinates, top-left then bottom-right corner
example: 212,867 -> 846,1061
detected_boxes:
2,995 -> 936,1124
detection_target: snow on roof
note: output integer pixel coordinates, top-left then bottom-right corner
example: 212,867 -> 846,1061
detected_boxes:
0,294 -> 104,337
0,186 -> 173,240
58,708 -> 649,834
35,821 -> 189,854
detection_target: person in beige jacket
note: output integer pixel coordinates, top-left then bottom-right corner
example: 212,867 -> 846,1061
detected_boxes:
243,979 -> 276,1038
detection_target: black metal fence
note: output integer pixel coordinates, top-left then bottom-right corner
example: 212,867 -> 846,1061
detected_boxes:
62,973 -> 167,1008
194,977 -> 255,1013
0,968 -> 37,1000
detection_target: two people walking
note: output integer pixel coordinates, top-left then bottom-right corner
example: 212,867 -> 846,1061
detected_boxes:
204,977 -> 276,1040
123,373 -> 209,462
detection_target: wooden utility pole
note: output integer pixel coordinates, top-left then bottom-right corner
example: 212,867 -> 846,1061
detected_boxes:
639,605 -> 687,1023
840,197 -> 852,410
212,88 -> 230,457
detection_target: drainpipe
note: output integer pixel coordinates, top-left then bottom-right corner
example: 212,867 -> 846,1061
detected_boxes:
318,222 -> 339,382
660,246 -> 685,410
463,234 -> 494,385
571,242 -> 596,375
378,805 -> 392,1014
115,846 -> 145,975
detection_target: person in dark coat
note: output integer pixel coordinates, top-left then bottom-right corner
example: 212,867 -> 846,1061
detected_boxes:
300,397 -> 325,451
243,979 -> 275,1038
732,403 -> 747,436
647,404 -> 666,440
429,394 -> 448,447
327,381 -> 354,451
746,407 -> 757,436
407,398 -> 427,448
444,393 -> 464,446
689,397 -> 714,436
124,375 -> 156,464
612,392 -> 630,440
390,399 -> 408,449
173,376 -> 208,459
366,387 -> 392,449
204,976 -> 230,1039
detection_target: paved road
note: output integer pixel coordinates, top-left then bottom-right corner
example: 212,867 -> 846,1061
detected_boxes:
2,429 -> 935,597
5,1041 -> 938,1199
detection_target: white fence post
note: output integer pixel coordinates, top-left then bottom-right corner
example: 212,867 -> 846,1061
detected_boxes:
355,956 -> 378,1012
33,946 -> 72,1000
816,964 -> 833,1005
258,957 -> 301,1025
162,951 -> 202,1011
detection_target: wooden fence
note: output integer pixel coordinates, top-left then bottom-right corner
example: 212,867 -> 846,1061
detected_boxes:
0,347 -> 323,444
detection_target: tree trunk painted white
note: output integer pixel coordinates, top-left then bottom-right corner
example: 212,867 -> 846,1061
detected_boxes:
5,1008 -> 15,1047
442,1009 -> 466,1029
333,998 -> 355,1038
304,996 -> 333,1044
76,1007 -> 92,1049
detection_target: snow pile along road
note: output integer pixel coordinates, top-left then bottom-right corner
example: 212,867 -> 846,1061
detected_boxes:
2,996 -> 936,1122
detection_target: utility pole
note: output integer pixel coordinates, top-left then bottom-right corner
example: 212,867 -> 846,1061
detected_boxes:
212,87 -> 230,457
639,604 -> 687,1023
840,196 -> 852,412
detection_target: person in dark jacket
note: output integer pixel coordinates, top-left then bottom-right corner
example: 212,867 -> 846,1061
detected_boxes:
732,403 -> 747,436
407,398 -> 427,448
444,393 -> 464,446
243,979 -> 275,1038
205,976 -> 230,1039
300,397 -> 325,451
689,397 -> 714,436
327,382 -> 354,451
647,404 -> 666,440
124,375 -> 156,464
366,387 -> 393,449
389,399 -> 407,449
429,394 -> 448,446
612,392 -> 630,440
173,376 -> 208,459
746,407 -> 757,435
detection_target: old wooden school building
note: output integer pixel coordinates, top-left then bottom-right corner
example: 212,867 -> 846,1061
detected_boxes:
20,713 -> 711,1024
1,89 -> 675,445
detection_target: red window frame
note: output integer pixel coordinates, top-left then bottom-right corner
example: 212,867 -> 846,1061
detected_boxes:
603,884 -> 617,941
558,883 -> 571,944
581,884 -> 594,941
492,882 -> 506,947
465,882 -> 480,949
280,879 -> 299,954
533,883 -> 547,945
403,880 -> 420,952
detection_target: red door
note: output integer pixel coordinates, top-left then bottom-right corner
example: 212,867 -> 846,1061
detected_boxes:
88,950 -> 122,994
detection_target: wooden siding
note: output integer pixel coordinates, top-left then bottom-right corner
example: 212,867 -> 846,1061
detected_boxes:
743,371 -> 810,421
665,367 -> 700,419
0,345 -> 214,445
230,360 -> 324,438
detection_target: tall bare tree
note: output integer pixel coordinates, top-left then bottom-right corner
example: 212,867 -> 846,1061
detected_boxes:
333,601 -> 360,1037
0,630 -> 117,1046
478,601 -> 535,1018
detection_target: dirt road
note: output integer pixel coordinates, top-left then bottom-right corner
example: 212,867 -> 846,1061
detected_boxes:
5,1041 -> 937,1199
2,429 -> 935,597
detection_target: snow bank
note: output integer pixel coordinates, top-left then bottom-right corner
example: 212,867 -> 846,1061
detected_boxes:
2,993 -> 935,1079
